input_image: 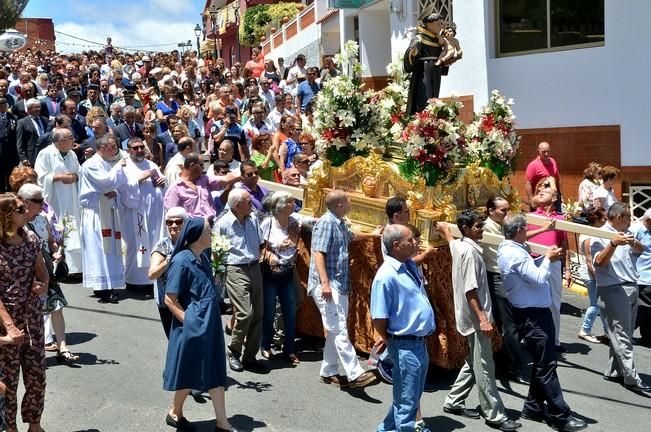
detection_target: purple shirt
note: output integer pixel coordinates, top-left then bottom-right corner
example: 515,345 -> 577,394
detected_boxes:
164,174 -> 226,217
235,182 -> 269,212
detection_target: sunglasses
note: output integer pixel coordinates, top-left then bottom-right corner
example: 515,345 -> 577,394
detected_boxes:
129,145 -> 145,150
245,171 -> 259,177
12,204 -> 27,215
28,198 -> 44,204
165,218 -> 183,227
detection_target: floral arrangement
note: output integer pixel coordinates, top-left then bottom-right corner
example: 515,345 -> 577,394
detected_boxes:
398,98 -> 467,186
465,90 -> 521,179
313,40 -> 384,166
561,199 -> 582,218
54,212 -> 76,253
210,232 -> 230,274
375,56 -> 410,146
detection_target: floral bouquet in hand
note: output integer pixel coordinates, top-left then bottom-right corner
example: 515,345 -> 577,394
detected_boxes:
313,40 -> 384,166
398,98 -> 467,186
465,89 -> 521,179
54,212 -> 76,254
211,231 -> 230,297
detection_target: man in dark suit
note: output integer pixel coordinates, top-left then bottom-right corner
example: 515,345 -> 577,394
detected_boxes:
16,98 -> 50,167
12,83 -> 37,120
112,105 -> 143,148
40,84 -> 61,119
99,79 -> 114,108
0,79 -> 16,111
61,96 -> 88,145
0,97 -> 19,191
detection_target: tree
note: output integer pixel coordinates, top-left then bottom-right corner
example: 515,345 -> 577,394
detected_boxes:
0,0 -> 30,34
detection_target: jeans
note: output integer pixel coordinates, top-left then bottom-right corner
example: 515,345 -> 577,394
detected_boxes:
580,278 -> 606,334
261,268 -> 297,354
377,338 -> 429,432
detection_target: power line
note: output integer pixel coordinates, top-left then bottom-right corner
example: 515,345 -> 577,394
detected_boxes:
54,30 -> 185,50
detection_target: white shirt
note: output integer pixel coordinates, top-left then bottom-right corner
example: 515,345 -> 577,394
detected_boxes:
450,237 -> 493,336
498,240 -> 552,308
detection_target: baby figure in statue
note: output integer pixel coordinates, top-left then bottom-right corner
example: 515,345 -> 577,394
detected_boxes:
437,22 -> 462,66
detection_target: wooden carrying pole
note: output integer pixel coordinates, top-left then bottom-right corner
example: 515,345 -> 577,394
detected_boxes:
447,224 -> 552,255
525,214 -> 616,240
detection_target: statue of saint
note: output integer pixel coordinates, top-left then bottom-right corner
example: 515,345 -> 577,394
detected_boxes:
404,10 -> 461,115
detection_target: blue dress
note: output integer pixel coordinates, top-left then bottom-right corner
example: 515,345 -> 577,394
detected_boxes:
163,249 -> 227,391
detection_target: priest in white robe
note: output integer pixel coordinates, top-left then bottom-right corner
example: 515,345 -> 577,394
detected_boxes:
118,137 -> 166,287
79,135 -> 129,304
34,128 -> 83,274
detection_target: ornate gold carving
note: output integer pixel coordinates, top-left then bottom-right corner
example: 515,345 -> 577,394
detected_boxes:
302,151 -> 519,246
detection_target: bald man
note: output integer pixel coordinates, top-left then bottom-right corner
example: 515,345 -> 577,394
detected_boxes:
525,142 -> 562,212
308,190 -> 380,388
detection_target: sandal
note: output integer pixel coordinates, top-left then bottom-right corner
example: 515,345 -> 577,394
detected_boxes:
260,349 -> 272,360
282,353 -> 300,365
56,350 -> 80,364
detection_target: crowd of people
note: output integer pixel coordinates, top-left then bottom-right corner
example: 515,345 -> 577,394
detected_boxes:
0,44 -> 649,432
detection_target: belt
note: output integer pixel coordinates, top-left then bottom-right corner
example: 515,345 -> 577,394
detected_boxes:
229,262 -> 259,267
388,333 -> 427,341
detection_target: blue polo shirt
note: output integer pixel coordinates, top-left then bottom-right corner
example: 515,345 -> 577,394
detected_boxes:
633,223 -> 651,285
370,256 -> 436,337
296,80 -> 320,112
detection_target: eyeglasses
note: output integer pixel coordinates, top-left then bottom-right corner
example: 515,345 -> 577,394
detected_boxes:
11,205 -> 27,215
244,171 -> 259,177
129,145 -> 145,150
28,198 -> 44,204
165,218 -> 183,227
239,200 -> 253,206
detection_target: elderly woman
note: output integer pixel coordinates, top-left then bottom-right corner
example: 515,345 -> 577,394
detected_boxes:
0,193 -> 49,432
578,162 -> 602,210
18,184 -> 78,364
163,218 -> 237,432
259,191 -> 306,365
633,209 -> 651,346
577,206 -> 608,344
148,207 -> 187,338
592,165 -> 620,211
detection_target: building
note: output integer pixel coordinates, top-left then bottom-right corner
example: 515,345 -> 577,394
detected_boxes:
13,18 -> 55,52
258,0 -> 650,214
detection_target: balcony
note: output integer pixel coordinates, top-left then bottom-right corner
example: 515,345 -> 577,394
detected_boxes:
261,2 -> 315,54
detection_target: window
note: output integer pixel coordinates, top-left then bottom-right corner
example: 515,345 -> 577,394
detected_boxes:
497,0 -> 604,56
418,0 -> 453,22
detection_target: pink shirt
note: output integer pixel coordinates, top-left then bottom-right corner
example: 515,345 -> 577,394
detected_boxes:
163,174 -> 226,218
525,157 -> 560,189
527,208 -> 567,247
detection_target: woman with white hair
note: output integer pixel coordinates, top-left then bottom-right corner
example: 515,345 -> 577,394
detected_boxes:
148,207 -> 188,338
18,183 -> 79,364
258,191 -> 304,365
632,208 -> 651,345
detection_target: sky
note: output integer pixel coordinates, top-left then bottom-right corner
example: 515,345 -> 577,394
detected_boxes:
22,0 -> 206,53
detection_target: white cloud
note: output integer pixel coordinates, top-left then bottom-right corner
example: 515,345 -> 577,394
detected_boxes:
51,0 -> 203,53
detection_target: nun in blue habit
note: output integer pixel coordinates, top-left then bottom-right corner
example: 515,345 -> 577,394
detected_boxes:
162,217 -> 237,432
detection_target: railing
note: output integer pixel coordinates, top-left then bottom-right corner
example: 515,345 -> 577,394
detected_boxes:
629,184 -> 651,221
261,3 -> 316,55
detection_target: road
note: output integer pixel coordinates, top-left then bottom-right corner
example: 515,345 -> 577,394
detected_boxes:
32,282 -> 651,432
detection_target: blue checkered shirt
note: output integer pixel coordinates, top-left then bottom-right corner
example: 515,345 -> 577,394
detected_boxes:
215,210 -> 263,265
307,210 -> 355,295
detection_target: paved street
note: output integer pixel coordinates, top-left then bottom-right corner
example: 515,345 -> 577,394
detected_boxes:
35,282 -> 651,432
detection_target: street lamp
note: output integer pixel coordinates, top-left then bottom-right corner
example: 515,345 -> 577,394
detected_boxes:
194,24 -> 202,58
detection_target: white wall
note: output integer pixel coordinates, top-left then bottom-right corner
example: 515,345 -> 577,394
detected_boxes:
484,0 -> 651,166
438,0 -> 490,107
266,21 -> 321,66
359,2 -> 392,77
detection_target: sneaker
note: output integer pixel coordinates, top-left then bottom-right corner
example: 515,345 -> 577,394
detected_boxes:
347,370 -> 377,388
578,332 -> 600,344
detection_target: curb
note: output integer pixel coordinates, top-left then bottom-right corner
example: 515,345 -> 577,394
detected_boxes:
564,282 -> 588,297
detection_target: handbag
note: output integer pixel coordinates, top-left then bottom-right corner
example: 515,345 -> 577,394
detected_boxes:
54,259 -> 69,282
